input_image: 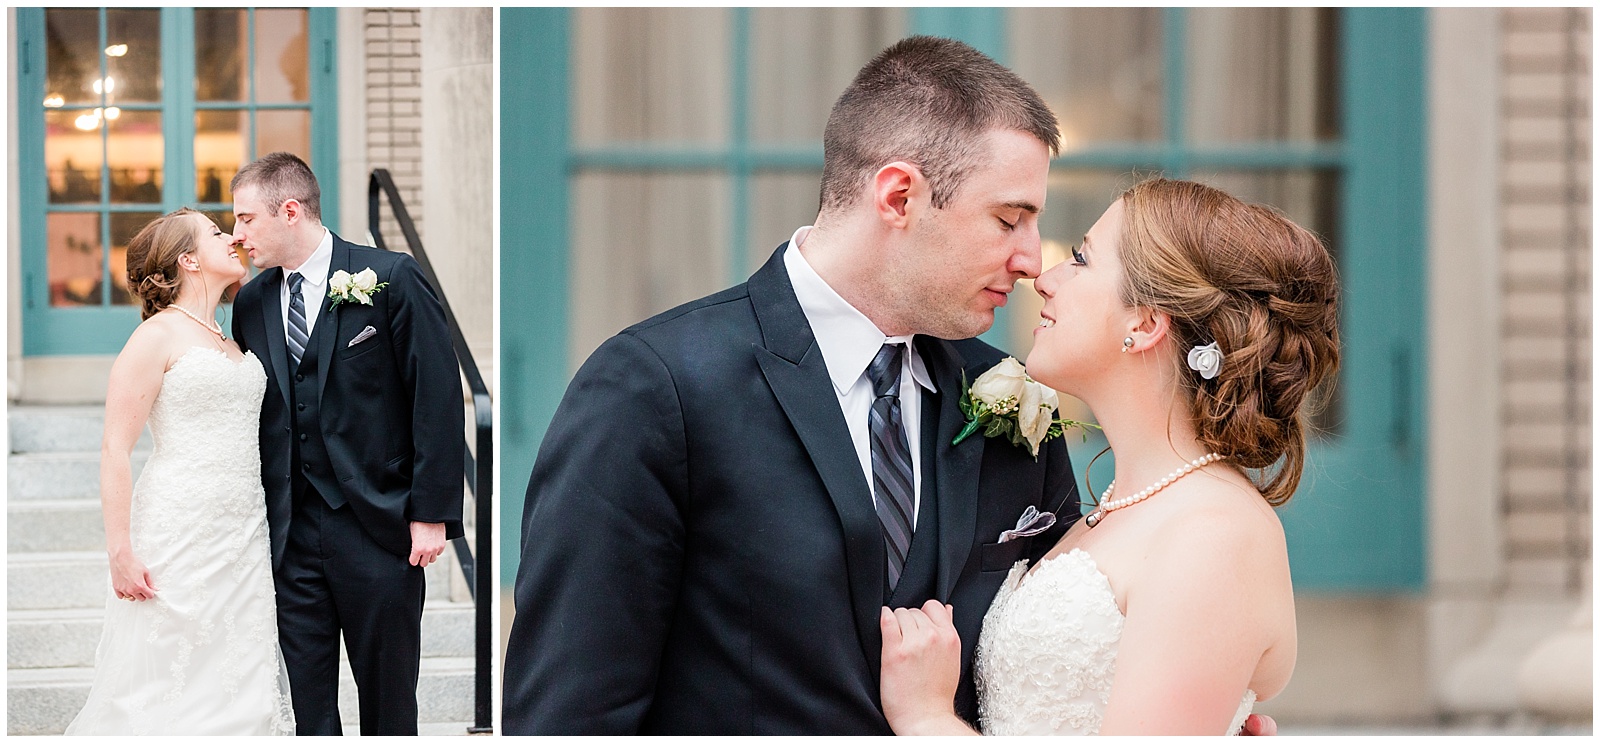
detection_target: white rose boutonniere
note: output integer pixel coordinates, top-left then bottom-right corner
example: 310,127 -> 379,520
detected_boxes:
327,267 -> 387,308
952,357 -> 1096,458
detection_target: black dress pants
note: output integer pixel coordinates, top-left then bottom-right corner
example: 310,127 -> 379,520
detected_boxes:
275,485 -> 425,735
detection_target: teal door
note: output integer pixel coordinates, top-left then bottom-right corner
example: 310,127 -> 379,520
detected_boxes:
500,8 -> 1427,591
17,8 -> 338,356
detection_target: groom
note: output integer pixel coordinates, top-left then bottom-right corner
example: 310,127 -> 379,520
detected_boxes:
506,37 -> 1082,733
229,152 -> 464,735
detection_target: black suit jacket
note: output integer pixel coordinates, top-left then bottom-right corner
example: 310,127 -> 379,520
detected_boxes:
232,233 -> 465,568
503,244 -> 1077,734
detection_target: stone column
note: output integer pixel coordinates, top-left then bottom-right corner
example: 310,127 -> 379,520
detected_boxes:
420,7 -> 494,386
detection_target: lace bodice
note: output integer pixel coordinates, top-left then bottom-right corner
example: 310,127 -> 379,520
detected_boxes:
68,346 -> 293,735
974,550 -> 1254,735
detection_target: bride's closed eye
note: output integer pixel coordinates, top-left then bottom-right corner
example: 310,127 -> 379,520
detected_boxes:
1070,245 -> 1087,266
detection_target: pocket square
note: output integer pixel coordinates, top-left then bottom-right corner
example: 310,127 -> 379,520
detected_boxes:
347,325 -> 377,348
997,505 -> 1056,543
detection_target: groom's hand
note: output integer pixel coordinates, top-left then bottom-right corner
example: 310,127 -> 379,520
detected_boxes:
408,521 -> 447,567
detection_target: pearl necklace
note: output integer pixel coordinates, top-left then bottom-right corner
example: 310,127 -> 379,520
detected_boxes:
1084,452 -> 1227,528
167,304 -> 227,341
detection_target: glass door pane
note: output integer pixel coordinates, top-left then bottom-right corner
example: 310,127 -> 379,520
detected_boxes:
1186,8 -> 1340,144
571,8 -> 731,146
1010,8 -> 1166,147
43,8 -> 164,312
46,212 -> 102,307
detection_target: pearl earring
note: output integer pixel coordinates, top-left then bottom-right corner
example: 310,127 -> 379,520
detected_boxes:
1122,337 -> 1134,353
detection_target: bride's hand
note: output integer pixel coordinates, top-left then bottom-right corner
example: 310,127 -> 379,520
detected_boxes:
109,549 -> 157,601
880,601 -> 974,735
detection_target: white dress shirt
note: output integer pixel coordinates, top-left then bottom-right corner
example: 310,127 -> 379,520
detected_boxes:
784,225 -> 936,525
279,228 -> 334,344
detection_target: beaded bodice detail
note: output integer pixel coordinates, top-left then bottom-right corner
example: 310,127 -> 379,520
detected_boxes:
133,348 -> 268,543
974,550 -> 1254,735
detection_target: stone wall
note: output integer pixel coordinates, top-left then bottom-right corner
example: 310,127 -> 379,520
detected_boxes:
364,8 -> 425,252
1499,7 -> 1592,597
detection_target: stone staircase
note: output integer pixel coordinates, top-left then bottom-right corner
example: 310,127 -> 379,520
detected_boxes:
6,405 -> 482,735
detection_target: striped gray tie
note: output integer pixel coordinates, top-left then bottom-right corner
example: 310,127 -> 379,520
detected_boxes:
867,343 -> 915,592
286,272 -> 309,366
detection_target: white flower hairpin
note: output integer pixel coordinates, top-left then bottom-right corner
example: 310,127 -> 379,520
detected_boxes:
1186,341 -> 1224,380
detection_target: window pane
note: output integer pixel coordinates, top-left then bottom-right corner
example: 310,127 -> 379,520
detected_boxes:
257,9 -> 311,103
571,8 -> 730,146
748,8 -> 907,145
1010,8 -> 1166,147
196,110 -> 247,203
105,9 -> 162,104
212,209 -> 237,234
45,9 -> 102,107
750,172 -> 823,273
255,110 -> 311,166
569,172 -> 729,366
196,9 -> 249,102
1186,8 -> 1341,143
107,109 -> 163,204
110,211 -> 163,306
45,109 -> 103,204
47,212 -> 103,307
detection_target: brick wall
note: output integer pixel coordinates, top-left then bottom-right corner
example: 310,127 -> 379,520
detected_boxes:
365,9 -> 424,251
1499,8 -> 1592,596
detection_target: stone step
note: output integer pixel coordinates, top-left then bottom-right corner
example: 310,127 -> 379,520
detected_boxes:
7,656 -> 479,735
6,500 -> 480,582
8,601 -> 475,670
7,406 -> 150,455
8,501 -> 104,554
8,496 -> 479,597
7,452 -> 148,502
8,551 -> 463,611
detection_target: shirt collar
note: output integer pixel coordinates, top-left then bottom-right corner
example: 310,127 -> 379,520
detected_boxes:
784,225 -> 936,397
287,228 -> 334,287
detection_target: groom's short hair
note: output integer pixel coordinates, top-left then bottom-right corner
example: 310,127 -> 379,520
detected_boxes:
231,151 -> 322,221
819,36 -> 1060,215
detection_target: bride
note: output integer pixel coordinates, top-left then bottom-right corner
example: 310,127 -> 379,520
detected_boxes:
878,178 -> 1340,735
66,208 -> 295,735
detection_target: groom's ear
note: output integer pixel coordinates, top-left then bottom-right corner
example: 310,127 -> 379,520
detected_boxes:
872,161 -> 923,229
281,198 -> 303,225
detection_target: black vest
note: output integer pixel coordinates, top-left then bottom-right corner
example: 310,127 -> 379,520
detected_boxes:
290,326 -> 346,509
885,480 -> 940,607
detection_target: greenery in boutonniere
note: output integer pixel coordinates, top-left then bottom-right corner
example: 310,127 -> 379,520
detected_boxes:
952,357 -> 1097,458
327,267 -> 388,308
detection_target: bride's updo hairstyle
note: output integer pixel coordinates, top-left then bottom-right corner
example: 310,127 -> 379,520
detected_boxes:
1117,178 -> 1340,506
125,207 -> 204,320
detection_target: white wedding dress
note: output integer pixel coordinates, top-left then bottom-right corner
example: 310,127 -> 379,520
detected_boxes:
975,549 -> 1254,735
67,347 -> 295,735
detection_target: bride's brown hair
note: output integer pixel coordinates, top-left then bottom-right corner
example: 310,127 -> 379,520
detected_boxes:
1117,178 -> 1341,506
125,207 -> 204,320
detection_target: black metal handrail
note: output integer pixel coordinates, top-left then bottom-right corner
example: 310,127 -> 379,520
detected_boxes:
368,169 -> 493,734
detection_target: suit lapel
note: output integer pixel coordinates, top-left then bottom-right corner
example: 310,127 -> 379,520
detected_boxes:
918,336 -> 982,601
259,268 -> 293,406
748,244 -> 886,670
312,236 -> 348,402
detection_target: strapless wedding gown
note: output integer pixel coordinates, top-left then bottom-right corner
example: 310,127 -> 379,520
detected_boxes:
67,347 -> 294,735
975,549 -> 1254,735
